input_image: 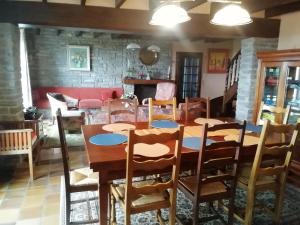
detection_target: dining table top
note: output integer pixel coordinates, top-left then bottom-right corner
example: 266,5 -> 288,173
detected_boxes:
81,120 -> 260,178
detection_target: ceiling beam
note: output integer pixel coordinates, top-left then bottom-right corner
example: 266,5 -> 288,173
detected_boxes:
180,0 -> 206,11
243,0 -> 300,13
115,0 -> 126,8
0,1 -> 280,39
265,1 -> 300,17
81,0 -> 86,6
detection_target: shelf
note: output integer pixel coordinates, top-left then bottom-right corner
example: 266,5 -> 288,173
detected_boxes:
123,79 -> 175,85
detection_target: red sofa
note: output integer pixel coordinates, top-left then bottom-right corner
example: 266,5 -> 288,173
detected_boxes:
32,87 -> 123,109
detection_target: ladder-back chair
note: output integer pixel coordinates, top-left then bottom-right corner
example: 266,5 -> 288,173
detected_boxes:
57,109 -> 98,225
184,97 -> 210,122
236,120 -> 300,225
148,97 -> 177,123
178,122 -> 246,225
110,126 -> 184,225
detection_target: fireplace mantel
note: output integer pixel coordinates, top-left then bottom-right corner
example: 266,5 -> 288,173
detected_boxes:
123,79 -> 175,103
123,79 -> 175,85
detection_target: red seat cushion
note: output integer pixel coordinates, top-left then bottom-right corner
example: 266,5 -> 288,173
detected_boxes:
79,99 -> 102,109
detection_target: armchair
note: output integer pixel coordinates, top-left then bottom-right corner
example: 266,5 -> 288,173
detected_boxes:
142,82 -> 176,105
47,93 -> 81,124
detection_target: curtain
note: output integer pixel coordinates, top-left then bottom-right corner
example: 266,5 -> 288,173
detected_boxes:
20,28 -> 33,108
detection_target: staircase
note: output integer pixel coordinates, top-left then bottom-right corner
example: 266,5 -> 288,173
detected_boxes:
222,50 -> 241,117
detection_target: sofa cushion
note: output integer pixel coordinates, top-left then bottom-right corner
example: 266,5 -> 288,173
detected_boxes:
79,99 -> 102,109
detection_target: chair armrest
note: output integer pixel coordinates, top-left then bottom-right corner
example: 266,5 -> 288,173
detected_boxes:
142,98 -> 148,105
63,95 -> 79,108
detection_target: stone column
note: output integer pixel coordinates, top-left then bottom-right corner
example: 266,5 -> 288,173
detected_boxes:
235,38 -> 278,122
0,23 -> 24,121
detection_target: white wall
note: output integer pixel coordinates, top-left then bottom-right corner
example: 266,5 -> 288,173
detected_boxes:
171,40 -> 239,99
278,11 -> 300,50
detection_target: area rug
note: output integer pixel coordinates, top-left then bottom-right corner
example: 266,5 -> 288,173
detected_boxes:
43,121 -> 84,149
60,180 -> 300,225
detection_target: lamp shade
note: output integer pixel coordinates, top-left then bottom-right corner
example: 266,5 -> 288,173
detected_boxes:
126,43 -> 141,50
147,45 -> 161,52
210,4 -> 252,26
149,4 -> 191,28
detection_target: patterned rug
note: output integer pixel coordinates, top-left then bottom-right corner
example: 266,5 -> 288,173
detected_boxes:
60,180 -> 300,225
43,121 -> 84,148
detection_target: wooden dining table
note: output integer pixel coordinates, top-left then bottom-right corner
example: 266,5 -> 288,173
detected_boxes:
82,120 -> 259,225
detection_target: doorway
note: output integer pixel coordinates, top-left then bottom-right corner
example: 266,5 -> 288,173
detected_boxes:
175,52 -> 203,103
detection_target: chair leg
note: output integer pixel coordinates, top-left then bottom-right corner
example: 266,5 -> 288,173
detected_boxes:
110,195 -> 116,225
244,188 -> 255,225
124,207 -> 130,225
227,198 -> 234,225
273,186 -> 285,224
192,201 -> 199,225
28,151 -> 34,182
66,194 -> 71,225
157,209 -> 165,225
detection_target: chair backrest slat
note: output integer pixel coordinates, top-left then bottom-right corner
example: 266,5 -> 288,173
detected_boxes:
203,157 -> 236,169
202,173 -> 234,184
132,156 -> 176,172
132,180 -> 173,196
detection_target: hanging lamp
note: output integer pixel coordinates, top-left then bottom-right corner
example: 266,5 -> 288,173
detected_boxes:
209,0 -> 252,26
149,1 -> 191,28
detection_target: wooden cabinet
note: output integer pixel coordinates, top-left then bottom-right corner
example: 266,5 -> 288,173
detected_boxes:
254,49 -> 300,187
254,49 -> 300,124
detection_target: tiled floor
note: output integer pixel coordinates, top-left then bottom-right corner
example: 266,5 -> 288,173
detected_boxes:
0,146 -> 88,225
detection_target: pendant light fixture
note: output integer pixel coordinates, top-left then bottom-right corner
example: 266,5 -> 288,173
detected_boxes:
149,1 -> 191,28
209,0 -> 252,26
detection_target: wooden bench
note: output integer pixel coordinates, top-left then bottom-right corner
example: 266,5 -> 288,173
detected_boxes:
0,120 -> 43,181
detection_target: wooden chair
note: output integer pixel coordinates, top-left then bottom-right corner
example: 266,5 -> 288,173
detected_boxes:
0,120 -> 42,181
177,121 -> 246,225
235,120 -> 300,225
108,98 -> 138,123
183,97 -> 210,122
56,109 -> 99,225
109,126 -> 184,225
256,102 -> 291,125
148,97 -> 177,123
287,115 -> 300,187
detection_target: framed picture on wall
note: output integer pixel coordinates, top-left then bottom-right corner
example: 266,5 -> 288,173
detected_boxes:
68,45 -> 90,71
207,49 -> 229,73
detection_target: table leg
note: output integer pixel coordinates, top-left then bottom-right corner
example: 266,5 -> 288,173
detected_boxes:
99,179 -> 109,225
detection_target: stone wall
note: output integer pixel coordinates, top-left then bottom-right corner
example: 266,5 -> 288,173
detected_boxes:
26,29 -> 172,89
235,38 -> 278,121
0,23 -> 23,121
